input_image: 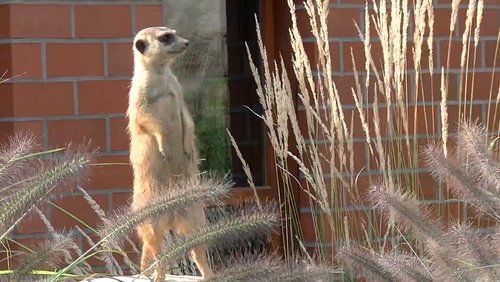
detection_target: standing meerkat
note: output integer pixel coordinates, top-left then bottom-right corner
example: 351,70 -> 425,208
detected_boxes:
127,26 -> 213,280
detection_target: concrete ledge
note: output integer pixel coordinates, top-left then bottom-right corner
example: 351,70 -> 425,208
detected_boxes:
87,274 -> 203,281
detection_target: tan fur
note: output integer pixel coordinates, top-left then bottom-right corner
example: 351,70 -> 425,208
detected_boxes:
127,26 -> 213,281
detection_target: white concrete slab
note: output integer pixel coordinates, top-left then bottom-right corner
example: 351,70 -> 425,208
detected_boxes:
85,274 -> 203,282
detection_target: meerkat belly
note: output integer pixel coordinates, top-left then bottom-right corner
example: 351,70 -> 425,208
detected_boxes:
154,96 -> 185,152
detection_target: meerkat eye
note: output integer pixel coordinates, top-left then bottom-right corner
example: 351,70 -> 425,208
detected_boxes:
158,33 -> 174,45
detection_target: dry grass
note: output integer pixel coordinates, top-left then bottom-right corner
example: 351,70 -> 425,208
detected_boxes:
237,0 -> 499,271
343,123 -> 499,281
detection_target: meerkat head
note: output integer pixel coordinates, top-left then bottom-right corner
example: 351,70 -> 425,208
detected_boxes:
133,26 -> 189,71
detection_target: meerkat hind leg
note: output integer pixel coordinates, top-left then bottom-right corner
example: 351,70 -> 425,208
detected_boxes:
190,244 -> 213,279
175,210 -> 214,278
138,223 -> 167,281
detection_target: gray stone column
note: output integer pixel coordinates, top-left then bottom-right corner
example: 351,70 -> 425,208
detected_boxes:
163,0 -> 230,175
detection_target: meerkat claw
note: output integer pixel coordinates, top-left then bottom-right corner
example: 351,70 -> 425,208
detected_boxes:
184,148 -> 193,161
160,150 -> 171,162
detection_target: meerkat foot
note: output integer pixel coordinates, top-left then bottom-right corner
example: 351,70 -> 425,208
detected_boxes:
153,268 -> 166,282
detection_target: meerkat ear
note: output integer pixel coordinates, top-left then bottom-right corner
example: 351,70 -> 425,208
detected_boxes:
135,40 -> 148,54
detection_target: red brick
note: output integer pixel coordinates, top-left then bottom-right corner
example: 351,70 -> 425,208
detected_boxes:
485,104 -> 500,134
10,44 -> 42,79
295,136 -> 367,173
364,106 -> 389,138
79,233 -> 107,267
0,5 -> 10,37
78,80 -> 129,115
328,8 -> 362,37
51,194 -> 108,229
347,175 -> 372,206
0,121 -> 44,145
343,41 -> 383,73
446,104 -> 483,126
0,44 -> 11,78
303,41 -> 340,72
46,43 -> 104,77
303,246 -> 335,260
111,191 -> 132,210
342,209 -> 369,241
108,42 -> 133,76
407,40 -> 434,71
0,44 -> 42,79
466,8 -> 498,37
47,119 -> 106,150
432,8 -> 464,37
298,176 -> 365,209
110,117 -> 129,151
407,105 -> 438,134
296,8 -> 361,38
439,40 -> 480,69
294,0 -> 336,3
296,107 -> 328,137
429,202 -> 464,226
294,9 -> 319,39
88,155 -> 132,190
461,72 -> 500,101
135,5 -> 163,31
301,209 -> 369,243
416,173 -> 438,201
344,107 -> 364,140
467,204 -> 496,229
300,212 -> 334,243
1,237 -> 47,268
0,83 -> 13,116
9,4 -> 71,38
416,72 -> 458,102
484,40 -> 498,68
75,5 -> 132,38
333,75 -> 359,105
14,205 -> 49,234
297,181 -> 316,208
2,82 -> 73,117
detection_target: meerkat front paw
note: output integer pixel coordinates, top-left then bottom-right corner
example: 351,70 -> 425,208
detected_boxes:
184,148 -> 192,161
184,144 -> 196,162
159,149 -> 171,162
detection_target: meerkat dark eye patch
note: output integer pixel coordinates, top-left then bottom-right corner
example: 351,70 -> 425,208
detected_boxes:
135,39 -> 148,54
158,33 -> 175,45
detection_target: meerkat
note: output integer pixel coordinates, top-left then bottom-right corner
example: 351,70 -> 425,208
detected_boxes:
127,26 -> 213,281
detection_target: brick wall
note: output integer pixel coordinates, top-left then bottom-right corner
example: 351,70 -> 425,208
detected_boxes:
0,0 -> 162,255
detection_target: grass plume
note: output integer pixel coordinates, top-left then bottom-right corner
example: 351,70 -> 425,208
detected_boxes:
344,121 -> 499,281
98,176 -> 232,247
14,232 -> 81,279
156,204 -> 279,267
